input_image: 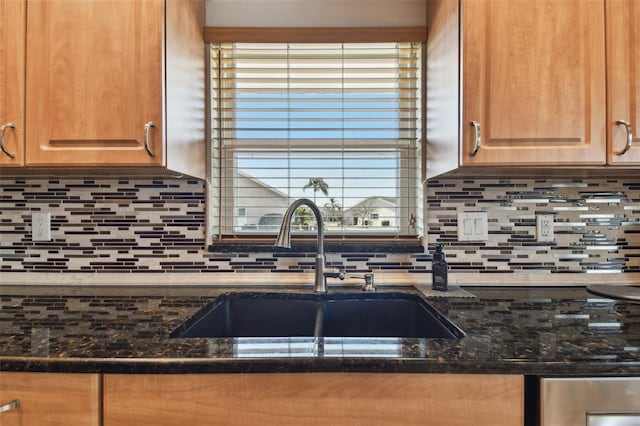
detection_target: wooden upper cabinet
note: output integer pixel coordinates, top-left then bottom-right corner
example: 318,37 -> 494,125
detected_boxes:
25,0 -> 164,166
0,0 -> 25,167
461,0 -> 607,166
0,372 -> 101,426
606,0 -> 640,165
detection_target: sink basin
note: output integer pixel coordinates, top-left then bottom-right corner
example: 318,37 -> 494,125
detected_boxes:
170,291 -> 465,339
322,294 -> 461,338
170,293 -> 318,338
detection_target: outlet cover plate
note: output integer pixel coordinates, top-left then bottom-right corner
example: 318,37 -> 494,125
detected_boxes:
32,212 -> 51,242
536,214 -> 555,242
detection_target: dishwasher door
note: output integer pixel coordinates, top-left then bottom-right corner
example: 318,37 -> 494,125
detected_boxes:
540,377 -> 640,426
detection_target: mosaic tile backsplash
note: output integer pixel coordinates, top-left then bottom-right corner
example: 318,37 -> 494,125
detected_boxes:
0,177 -> 638,275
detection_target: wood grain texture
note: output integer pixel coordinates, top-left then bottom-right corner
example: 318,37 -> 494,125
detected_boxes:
0,0 -> 25,167
165,0 -> 207,179
606,0 -> 640,165
25,0 -> 164,166
0,372 -> 100,426
103,373 -> 523,426
462,0 -> 607,166
205,26 -> 427,43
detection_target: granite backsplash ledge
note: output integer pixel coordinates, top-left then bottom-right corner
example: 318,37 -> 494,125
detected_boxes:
0,177 -> 638,277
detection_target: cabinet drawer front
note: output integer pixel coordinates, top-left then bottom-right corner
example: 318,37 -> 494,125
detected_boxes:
0,372 -> 100,426
104,373 -> 523,426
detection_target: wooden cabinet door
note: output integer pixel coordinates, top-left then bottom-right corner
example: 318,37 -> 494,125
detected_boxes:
25,0 -> 164,166
0,0 -> 25,167
462,0 -> 607,166
104,373 -> 523,426
606,0 -> 640,165
0,372 -> 100,426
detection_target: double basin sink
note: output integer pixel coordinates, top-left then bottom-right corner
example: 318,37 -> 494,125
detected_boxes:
170,290 -> 465,339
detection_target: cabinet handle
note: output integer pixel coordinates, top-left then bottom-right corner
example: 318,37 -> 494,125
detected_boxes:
615,120 -> 634,156
0,399 -> 20,413
470,121 -> 481,156
0,123 -> 16,159
587,410 -> 640,426
144,121 -> 156,157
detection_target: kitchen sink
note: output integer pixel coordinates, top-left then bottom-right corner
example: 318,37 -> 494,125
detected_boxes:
322,294 -> 460,338
170,294 -> 318,338
170,291 -> 465,339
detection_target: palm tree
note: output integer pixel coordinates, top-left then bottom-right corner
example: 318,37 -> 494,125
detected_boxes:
323,198 -> 342,224
303,178 -> 329,204
293,206 -> 313,230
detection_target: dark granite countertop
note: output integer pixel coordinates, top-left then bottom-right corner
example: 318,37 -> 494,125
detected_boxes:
1,285 -> 639,375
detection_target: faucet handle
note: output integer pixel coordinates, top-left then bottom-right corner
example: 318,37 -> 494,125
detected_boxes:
350,273 -> 376,292
324,270 -> 345,281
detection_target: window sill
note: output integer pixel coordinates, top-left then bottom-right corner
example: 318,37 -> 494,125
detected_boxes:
208,236 -> 425,254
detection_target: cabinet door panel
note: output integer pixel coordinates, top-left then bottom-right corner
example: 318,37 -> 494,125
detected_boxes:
0,0 -> 25,167
607,0 -> 640,165
104,373 -> 523,426
0,372 -> 100,426
462,0 -> 606,165
25,0 -> 163,166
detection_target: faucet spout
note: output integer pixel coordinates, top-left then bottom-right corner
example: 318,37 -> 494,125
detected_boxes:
274,221 -> 292,249
275,198 -> 334,292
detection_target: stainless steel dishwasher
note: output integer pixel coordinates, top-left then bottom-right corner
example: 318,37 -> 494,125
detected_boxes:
540,377 -> 640,426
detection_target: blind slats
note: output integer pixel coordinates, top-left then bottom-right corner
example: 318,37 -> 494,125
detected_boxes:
211,42 -> 422,237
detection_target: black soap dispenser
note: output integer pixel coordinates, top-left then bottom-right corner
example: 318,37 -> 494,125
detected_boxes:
432,244 -> 448,292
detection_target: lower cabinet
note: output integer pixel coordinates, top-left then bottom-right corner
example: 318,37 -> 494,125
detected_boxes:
0,372 -> 101,426
103,373 -> 524,426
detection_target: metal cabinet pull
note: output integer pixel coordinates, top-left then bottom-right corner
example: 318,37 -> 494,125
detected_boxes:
615,120 -> 634,156
0,399 -> 20,413
144,121 -> 156,157
470,121 -> 481,156
0,123 -> 16,159
587,410 -> 640,426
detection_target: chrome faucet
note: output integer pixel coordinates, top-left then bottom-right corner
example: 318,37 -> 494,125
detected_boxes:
274,198 -> 343,292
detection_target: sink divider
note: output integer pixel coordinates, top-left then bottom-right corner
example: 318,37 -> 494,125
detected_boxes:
313,303 -> 324,338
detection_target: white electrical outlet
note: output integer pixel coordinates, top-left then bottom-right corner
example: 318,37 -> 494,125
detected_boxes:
457,212 -> 488,241
32,212 -> 52,241
536,214 -> 554,242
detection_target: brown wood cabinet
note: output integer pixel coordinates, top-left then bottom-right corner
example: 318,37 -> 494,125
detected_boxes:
461,0 -> 606,166
1,0 -> 206,177
426,0 -> 639,177
606,0 -> 640,165
0,372 -> 100,426
25,0 -> 165,167
103,373 -> 524,426
0,0 -> 25,167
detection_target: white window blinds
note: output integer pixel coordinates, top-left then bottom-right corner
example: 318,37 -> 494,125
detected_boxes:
210,42 -> 422,238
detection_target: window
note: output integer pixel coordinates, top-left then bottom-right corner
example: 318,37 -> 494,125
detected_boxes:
210,42 -> 423,240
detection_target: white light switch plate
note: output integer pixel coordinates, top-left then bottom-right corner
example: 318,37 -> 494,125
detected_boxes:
457,212 -> 488,241
32,212 -> 51,241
